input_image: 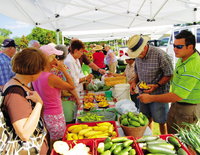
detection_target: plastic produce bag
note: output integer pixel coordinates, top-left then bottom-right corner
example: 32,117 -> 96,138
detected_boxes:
115,99 -> 138,114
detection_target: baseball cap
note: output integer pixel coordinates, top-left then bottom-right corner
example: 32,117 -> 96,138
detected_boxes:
40,45 -> 63,56
2,39 -> 18,47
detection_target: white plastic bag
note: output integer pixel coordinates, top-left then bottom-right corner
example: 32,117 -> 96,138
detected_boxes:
115,99 -> 138,114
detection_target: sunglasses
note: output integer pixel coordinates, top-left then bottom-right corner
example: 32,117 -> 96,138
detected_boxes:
173,44 -> 185,49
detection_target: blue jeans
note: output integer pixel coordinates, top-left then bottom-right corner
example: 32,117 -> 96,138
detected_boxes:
139,101 -> 169,124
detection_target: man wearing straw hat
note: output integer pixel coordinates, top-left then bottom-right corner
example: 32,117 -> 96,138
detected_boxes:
129,35 -> 173,134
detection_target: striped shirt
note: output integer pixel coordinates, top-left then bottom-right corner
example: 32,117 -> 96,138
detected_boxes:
171,52 -> 200,104
135,45 -> 173,95
0,53 -> 15,85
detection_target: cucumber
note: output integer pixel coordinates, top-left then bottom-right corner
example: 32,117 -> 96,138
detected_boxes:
101,150 -> 111,155
112,137 -> 128,143
177,148 -> 187,155
137,136 -> 159,143
168,136 -> 181,148
110,143 -> 117,153
104,137 -> 111,143
146,139 -> 166,145
138,116 -> 145,126
123,140 -> 133,147
113,145 -> 123,155
148,143 -> 175,150
147,145 -> 176,154
129,149 -> 136,155
118,146 -> 132,155
104,142 -> 113,151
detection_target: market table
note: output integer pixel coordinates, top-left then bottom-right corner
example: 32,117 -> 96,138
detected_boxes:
75,90 -> 152,137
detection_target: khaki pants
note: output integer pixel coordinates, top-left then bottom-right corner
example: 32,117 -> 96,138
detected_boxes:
167,102 -> 200,134
108,61 -> 118,73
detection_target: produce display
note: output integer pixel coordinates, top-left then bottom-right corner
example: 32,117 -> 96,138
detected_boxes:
83,93 -> 110,110
77,111 -> 116,123
137,135 -> 190,154
65,122 -> 118,140
104,76 -> 126,86
97,137 -> 137,155
120,112 -> 149,127
53,141 -> 91,155
78,112 -> 105,122
86,79 -> 111,92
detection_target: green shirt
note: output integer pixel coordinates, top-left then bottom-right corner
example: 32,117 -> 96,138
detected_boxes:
171,52 -> 200,104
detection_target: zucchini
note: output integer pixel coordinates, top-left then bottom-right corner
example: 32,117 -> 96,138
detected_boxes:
167,136 -> 181,148
101,150 -> 111,155
110,143 -> 117,153
118,146 -> 132,155
123,140 -> 133,147
146,139 -> 166,145
147,145 -> 176,154
137,136 -> 159,143
112,137 -> 128,143
148,143 -> 175,150
129,149 -> 136,155
104,142 -> 113,151
113,144 -> 123,155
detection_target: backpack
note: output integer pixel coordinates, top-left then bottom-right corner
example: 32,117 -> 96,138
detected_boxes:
0,85 -> 47,155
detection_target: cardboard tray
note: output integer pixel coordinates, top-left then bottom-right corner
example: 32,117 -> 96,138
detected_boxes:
63,121 -> 119,141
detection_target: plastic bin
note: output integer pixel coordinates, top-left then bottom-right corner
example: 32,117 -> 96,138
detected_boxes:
136,134 -> 191,155
94,136 -> 143,155
51,139 -> 95,155
63,121 -> 119,141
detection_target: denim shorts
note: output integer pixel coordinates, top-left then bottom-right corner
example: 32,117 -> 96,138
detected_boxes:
139,101 -> 169,124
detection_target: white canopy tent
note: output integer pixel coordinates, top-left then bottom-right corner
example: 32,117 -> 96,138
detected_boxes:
0,0 -> 200,41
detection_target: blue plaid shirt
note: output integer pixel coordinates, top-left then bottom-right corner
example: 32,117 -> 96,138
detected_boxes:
0,53 -> 15,85
135,45 -> 173,95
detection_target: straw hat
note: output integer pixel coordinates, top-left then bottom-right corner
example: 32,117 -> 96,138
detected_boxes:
93,45 -> 103,51
127,35 -> 150,58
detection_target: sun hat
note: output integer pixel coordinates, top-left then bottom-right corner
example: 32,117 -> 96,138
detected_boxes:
92,45 -> 103,51
127,35 -> 150,58
40,45 -> 63,56
2,39 -> 18,47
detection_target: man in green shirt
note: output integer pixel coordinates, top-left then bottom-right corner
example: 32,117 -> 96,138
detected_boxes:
138,30 -> 200,133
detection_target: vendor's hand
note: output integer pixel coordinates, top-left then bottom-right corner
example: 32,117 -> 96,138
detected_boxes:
26,91 -> 43,105
130,82 -> 137,95
143,84 -> 159,93
86,74 -> 93,82
99,68 -> 106,75
137,94 -> 152,104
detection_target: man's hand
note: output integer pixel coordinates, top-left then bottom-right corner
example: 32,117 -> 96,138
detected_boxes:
143,84 -> 159,93
130,82 -> 137,95
137,94 -> 152,103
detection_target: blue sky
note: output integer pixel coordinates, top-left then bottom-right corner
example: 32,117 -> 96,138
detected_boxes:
0,13 -> 34,38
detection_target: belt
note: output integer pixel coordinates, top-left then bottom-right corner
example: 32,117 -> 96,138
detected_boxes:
176,102 -> 197,106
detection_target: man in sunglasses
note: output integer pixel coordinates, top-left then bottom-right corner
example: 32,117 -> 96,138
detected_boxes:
138,30 -> 200,134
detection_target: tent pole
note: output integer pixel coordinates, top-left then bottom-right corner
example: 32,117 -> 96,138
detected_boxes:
56,31 -> 60,45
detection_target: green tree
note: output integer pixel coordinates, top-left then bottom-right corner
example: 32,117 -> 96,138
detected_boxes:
27,27 -> 56,45
19,35 -> 29,49
0,28 -> 12,37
